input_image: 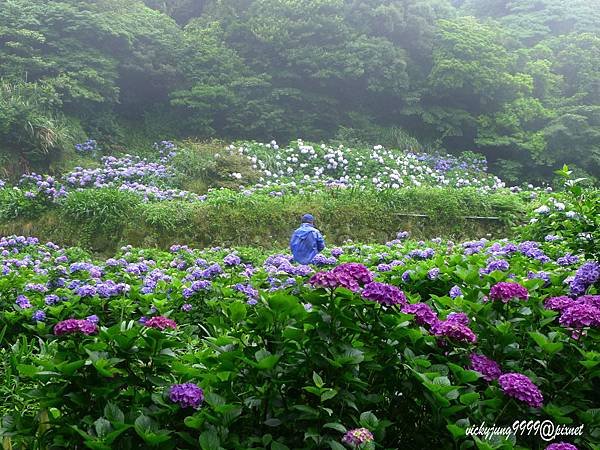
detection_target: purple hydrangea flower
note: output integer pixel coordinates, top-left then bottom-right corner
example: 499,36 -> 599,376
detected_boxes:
169,383 -> 204,409
331,247 -> 343,258
449,285 -> 463,299
498,373 -> 543,408
54,318 -> 98,336
86,315 -> 99,324
401,303 -> 438,327
431,320 -> 477,344
144,316 -> 177,330
446,312 -> 469,325
480,259 -> 510,275
16,295 -> 32,309
489,282 -> 528,303
341,427 -> 374,447
427,268 -> 440,280
559,303 -> 600,328
557,253 -> 579,266
181,303 -> 192,312
310,271 -> 340,289
545,444 -> 578,450
235,283 -> 259,304
469,353 -> 502,381
377,263 -> 392,272
544,296 -> 575,312
361,282 -> 407,306
570,261 -> 600,296
223,254 -> 241,266
32,310 -> 46,322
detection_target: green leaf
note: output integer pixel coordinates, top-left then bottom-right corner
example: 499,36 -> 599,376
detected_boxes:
199,430 -> 221,450
324,423 -> 347,433
328,441 -> 347,450
256,355 -> 281,370
94,418 -> 112,438
459,392 -> 480,405
229,301 -> 247,322
321,389 -> 338,402
104,402 -> 124,424
359,411 -> 379,430
447,423 -> 466,439
264,418 -> 282,427
313,371 -> 324,388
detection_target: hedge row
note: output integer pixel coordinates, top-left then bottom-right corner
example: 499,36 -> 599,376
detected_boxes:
0,187 -> 525,253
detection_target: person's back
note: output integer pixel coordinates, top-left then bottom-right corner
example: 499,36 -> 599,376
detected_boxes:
290,214 -> 325,264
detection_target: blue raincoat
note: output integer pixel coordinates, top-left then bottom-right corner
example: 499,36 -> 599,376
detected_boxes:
290,223 -> 325,264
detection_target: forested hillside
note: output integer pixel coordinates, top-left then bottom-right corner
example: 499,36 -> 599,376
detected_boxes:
1,0 -> 599,183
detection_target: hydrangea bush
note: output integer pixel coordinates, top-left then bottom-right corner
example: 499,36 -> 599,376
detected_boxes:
0,230 -> 598,448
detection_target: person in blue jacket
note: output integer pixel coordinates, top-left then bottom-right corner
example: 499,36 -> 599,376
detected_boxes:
290,214 -> 325,264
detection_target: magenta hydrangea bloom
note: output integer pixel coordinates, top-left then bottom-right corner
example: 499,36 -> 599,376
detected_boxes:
580,295 -> 600,309
361,282 -> 407,306
341,427 -> 374,447
498,373 -> 543,408
144,316 -> 177,330
446,312 -> 469,325
489,282 -> 529,303
469,353 -> 502,381
559,303 -> 600,328
401,303 -> 438,327
54,318 -> 98,336
545,443 -> 578,450
310,263 -> 373,292
309,271 -> 340,289
432,320 -> 477,344
544,296 -> 576,312
169,383 -> 204,409
332,263 -> 373,286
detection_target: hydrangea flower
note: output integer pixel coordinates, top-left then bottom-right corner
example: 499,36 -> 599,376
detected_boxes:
332,263 -> 373,285
544,296 -> 575,312
559,303 -> 600,328
498,373 -> 543,408
489,282 -> 528,303
427,268 -> 440,280
54,318 -> 98,336
469,353 -> 502,381
169,383 -> 204,409
331,247 -> 343,258
235,283 -> 259,304
545,443 -> 578,450
570,261 -> 600,296
144,316 -> 177,330
223,254 -> 241,266
449,285 -> 463,299
181,303 -> 193,312
310,271 -> 340,289
341,428 -> 374,447
32,310 -> 46,322
401,303 -> 438,327
479,259 -> 509,275
15,295 -> 32,309
361,282 -> 407,306
431,320 -> 477,344
557,253 -> 579,266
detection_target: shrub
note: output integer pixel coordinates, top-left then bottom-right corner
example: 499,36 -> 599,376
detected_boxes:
62,189 -> 141,237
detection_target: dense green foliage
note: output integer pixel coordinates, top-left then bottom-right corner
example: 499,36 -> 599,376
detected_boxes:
0,186 -> 521,253
1,0 -> 599,182
1,213 -> 599,448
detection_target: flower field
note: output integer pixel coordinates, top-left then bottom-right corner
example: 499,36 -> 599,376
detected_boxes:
1,143 -> 599,449
1,205 -> 599,449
